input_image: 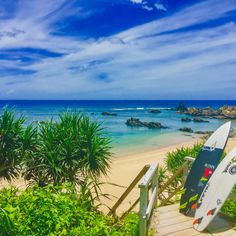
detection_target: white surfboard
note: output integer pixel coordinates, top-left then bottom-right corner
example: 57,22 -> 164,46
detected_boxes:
193,147 -> 236,231
180,121 -> 231,215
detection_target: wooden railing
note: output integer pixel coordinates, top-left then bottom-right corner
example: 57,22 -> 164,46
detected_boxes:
109,155 -> 236,236
139,163 -> 159,236
108,165 -> 150,216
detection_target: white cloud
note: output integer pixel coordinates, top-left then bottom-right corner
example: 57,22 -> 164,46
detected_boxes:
154,3 -> 167,11
130,0 -> 157,11
142,5 -> 153,11
130,0 -> 144,3
0,0 -> 236,99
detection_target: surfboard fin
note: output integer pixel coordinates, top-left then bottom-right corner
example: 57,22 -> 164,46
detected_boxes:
191,203 -> 198,209
207,208 -> 216,216
193,217 -> 203,225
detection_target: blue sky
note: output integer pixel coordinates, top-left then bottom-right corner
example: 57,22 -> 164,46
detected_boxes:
0,0 -> 236,100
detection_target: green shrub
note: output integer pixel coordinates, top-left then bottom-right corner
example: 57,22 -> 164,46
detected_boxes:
166,143 -> 202,173
0,186 -> 139,236
221,186 -> 236,219
23,112 -> 111,187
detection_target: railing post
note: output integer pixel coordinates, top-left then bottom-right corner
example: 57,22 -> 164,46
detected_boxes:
139,185 -> 148,236
151,167 -> 158,208
182,162 -> 189,183
182,156 -> 195,183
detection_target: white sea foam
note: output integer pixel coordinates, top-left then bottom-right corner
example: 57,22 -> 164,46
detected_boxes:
112,107 -> 171,111
149,107 -> 171,110
112,107 -> 145,111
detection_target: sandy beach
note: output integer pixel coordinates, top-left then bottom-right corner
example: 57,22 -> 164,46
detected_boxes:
100,137 -> 236,214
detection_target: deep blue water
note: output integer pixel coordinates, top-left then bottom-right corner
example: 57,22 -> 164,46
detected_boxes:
0,100 -> 235,153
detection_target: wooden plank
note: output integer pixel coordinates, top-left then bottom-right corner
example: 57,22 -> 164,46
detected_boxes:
157,210 -> 182,220
151,166 -> 159,209
156,214 -> 194,227
152,204 -> 235,236
157,164 -> 185,195
139,163 -> 159,188
156,204 -> 179,213
159,184 -> 183,206
108,164 -> 149,215
139,185 -> 148,236
157,220 -> 195,235
167,228 -> 203,236
145,186 -> 157,220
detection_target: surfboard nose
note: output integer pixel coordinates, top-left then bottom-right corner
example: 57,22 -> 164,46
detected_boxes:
204,121 -> 231,149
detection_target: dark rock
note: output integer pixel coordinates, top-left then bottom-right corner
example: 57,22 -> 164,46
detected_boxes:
195,130 -> 213,135
179,127 -> 194,133
101,112 -> 117,116
148,109 -> 161,114
178,105 -> 236,119
126,118 -> 168,129
181,118 -> 192,122
91,112 -> 95,115
176,102 -> 187,112
219,106 -> 236,119
229,128 -> 236,138
193,117 -> 209,123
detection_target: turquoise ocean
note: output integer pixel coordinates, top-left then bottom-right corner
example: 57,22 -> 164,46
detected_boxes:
0,100 -> 236,155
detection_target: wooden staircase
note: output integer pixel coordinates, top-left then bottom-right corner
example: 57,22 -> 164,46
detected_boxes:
108,157 -> 236,236
149,204 -> 235,236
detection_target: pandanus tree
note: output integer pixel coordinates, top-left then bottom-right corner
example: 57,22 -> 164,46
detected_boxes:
0,108 -> 36,181
23,112 -> 111,189
0,109 -> 111,203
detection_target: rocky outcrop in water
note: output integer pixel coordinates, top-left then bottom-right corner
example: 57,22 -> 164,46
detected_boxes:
219,106 -> 236,119
178,103 -> 236,119
179,127 -> 193,133
176,102 -> 188,112
126,118 -> 168,129
195,130 -> 213,135
101,112 -> 117,116
181,118 -> 191,122
193,117 -> 209,123
179,127 -> 236,137
181,117 -> 209,122
148,109 -> 161,114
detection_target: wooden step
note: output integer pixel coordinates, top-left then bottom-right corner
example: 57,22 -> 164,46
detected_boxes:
149,204 -> 235,236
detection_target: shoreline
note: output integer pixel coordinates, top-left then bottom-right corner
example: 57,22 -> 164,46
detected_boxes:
112,131 -> 201,157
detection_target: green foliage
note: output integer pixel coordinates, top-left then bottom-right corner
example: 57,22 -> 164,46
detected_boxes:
0,108 -> 36,181
158,166 -> 168,186
0,186 -> 139,236
116,213 -> 139,236
166,143 -> 202,173
23,112 -> 111,187
221,186 -> 236,219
